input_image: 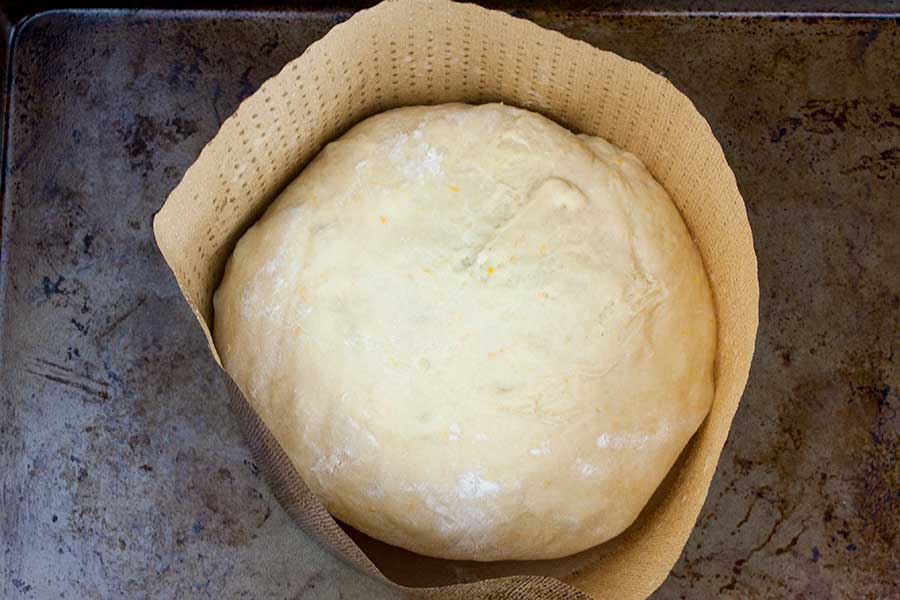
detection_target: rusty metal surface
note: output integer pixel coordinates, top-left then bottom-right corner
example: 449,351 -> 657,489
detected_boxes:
1,7 -> 897,600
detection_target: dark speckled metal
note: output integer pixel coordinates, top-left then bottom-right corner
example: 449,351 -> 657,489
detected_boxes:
1,7 -> 897,599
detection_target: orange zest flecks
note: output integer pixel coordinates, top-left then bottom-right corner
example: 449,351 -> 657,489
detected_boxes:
297,285 -> 307,299
536,291 -> 549,299
486,266 -> 495,276
615,157 -> 624,165
310,195 -> 319,205
379,215 -> 387,224
538,244 -> 547,254
487,348 -> 505,358
448,185 -> 461,192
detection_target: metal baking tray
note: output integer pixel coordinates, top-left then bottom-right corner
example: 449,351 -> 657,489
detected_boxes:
2,2 -> 897,598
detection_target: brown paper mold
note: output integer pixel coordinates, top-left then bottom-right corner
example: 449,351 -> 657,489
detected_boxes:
153,1 -> 759,597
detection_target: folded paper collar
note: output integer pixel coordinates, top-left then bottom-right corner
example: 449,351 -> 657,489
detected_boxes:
154,1 -> 758,597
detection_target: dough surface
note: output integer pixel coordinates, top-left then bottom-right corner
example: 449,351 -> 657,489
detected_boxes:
213,103 -> 716,561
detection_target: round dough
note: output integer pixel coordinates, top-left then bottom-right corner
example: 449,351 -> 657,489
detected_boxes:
213,103 -> 716,561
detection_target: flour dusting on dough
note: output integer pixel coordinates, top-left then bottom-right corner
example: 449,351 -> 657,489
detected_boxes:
401,144 -> 444,181
575,457 -> 599,477
388,133 -> 409,163
388,129 -> 444,181
311,454 -> 342,481
597,431 -> 649,449
457,472 -> 501,499
529,440 -> 551,456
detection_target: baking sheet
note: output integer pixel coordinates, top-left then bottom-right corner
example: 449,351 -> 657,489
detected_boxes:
1,5 -> 897,598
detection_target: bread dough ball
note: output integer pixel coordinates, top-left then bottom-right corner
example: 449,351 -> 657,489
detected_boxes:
213,103 -> 716,561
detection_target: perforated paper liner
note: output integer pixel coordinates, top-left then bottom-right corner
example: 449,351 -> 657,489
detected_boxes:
153,1 -> 759,597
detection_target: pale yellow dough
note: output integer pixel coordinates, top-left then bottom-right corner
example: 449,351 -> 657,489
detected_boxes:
213,103 -> 716,561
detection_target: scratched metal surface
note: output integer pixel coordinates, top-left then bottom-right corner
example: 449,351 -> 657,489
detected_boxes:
1,7 -> 897,600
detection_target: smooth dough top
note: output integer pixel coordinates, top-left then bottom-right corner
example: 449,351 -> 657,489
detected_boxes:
213,103 -> 716,561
